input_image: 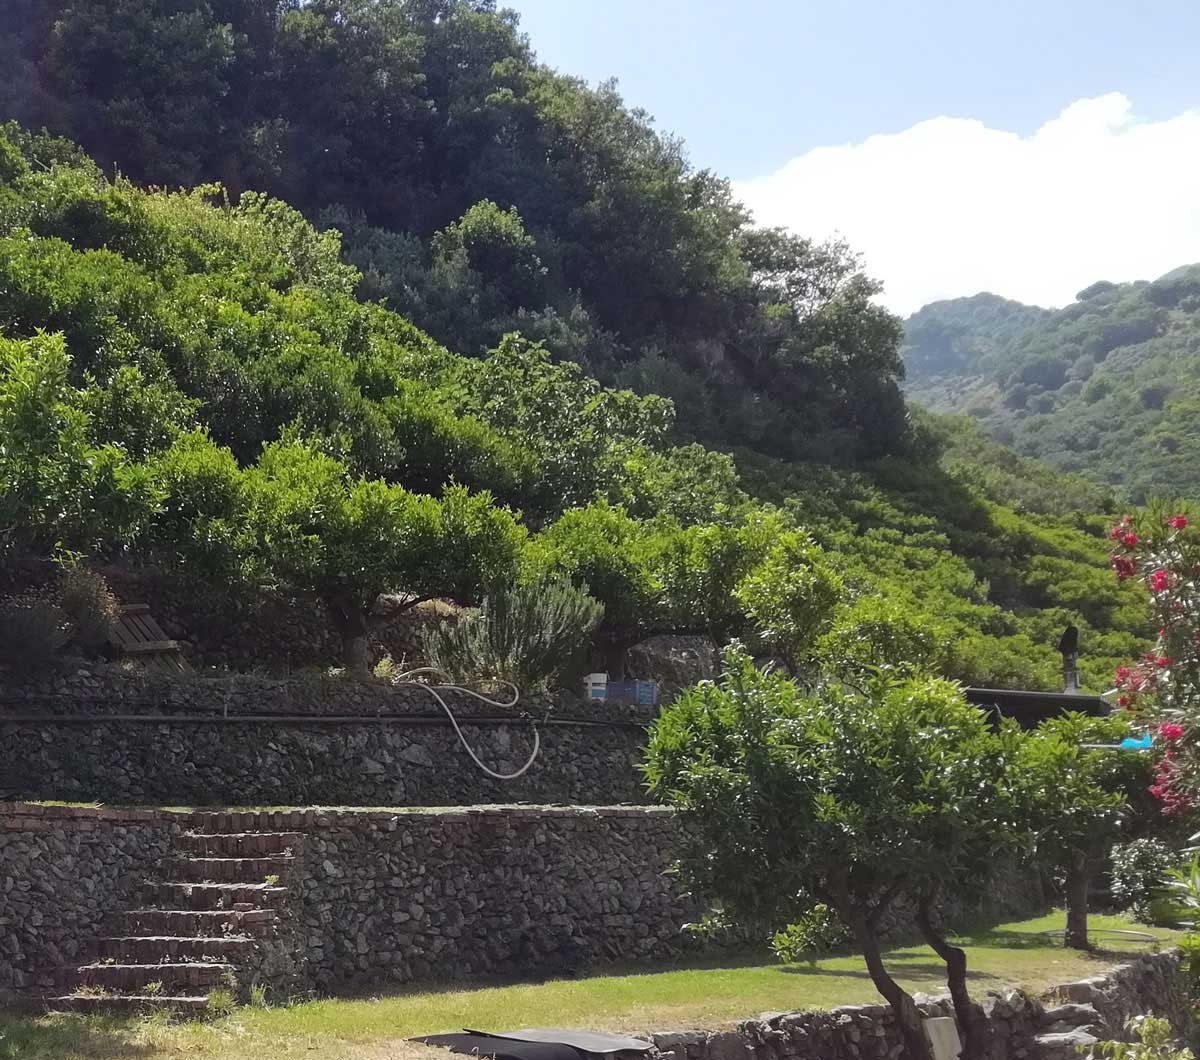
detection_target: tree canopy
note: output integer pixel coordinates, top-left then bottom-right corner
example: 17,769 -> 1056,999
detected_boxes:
0,121 -> 1154,684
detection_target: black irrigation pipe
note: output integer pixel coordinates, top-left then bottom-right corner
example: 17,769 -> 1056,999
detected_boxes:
0,711 -> 648,730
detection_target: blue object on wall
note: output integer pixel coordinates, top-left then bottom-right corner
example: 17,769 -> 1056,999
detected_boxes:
605,680 -> 659,706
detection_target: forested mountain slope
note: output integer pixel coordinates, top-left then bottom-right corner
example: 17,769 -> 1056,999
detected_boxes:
0,0 -> 1152,692
904,266 -> 1200,502
0,0 -> 905,466
0,126 -> 1148,691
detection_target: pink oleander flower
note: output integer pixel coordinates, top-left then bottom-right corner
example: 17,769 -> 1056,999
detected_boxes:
1160,723 -> 1185,743
1155,656 -> 1172,668
1150,569 -> 1171,593
1112,556 -> 1137,580
1122,532 -> 1139,548
1115,666 -> 1132,683
1168,515 -> 1189,530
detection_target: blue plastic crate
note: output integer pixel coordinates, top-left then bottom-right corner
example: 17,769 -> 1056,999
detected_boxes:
605,679 -> 659,706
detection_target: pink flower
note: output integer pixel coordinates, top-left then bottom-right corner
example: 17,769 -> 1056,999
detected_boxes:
1122,532 -> 1139,548
1150,569 -> 1171,593
1115,666 -> 1132,683
1168,515 -> 1189,530
1112,556 -> 1137,580
1160,723 -> 1184,743
1117,695 -> 1132,709
1155,656 -> 1172,668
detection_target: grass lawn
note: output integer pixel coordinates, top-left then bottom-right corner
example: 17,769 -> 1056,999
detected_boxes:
0,912 -> 1178,1060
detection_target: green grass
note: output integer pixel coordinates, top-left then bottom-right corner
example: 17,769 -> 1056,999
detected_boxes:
0,912 -> 1178,1060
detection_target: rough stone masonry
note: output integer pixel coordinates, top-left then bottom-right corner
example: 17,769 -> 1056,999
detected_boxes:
0,664 -> 654,806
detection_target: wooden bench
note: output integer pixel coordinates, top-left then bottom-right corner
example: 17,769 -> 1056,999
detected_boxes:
110,604 -> 191,673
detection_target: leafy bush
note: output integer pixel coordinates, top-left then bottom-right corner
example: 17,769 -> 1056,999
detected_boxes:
771,904 -> 850,963
1094,1016 -> 1194,1060
0,599 -> 72,674
57,563 -> 120,653
423,576 -> 603,692
1110,837 -> 1174,921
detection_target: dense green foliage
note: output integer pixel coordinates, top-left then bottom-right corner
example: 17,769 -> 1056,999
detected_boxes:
644,646 -> 1024,1060
423,575 -> 604,691
0,122 -> 1151,685
1014,712 -> 1140,948
0,0 -> 908,465
0,0 -> 1158,688
904,267 -> 1200,502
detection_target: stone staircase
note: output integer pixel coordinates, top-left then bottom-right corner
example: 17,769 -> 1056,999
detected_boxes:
48,814 -> 304,1015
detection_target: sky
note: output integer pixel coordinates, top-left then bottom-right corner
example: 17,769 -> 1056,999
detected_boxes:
507,0 -> 1200,315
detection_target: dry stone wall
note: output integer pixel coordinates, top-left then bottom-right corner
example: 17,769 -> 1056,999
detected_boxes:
0,665 -> 654,806
288,805 -> 695,989
647,951 -> 1194,1060
0,805 -> 180,993
0,804 -> 695,997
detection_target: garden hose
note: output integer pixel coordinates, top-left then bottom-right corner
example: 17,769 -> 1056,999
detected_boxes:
395,668 -> 541,780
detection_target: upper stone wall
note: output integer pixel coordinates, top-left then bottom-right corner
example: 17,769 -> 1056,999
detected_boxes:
0,664 -> 654,806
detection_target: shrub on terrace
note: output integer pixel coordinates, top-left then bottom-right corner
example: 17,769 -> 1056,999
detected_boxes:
423,576 -> 604,692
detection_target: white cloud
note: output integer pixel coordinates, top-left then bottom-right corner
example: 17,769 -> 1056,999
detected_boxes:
732,94 -> 1200,316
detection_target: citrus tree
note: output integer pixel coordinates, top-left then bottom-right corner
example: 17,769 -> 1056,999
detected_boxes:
246,441 -> 527,671
1014,712 -> 1142,949
644,646 -> 1021,1060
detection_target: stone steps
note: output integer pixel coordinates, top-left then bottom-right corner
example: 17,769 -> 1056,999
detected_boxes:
94,935 -> 253,963
43,816 -> 304,1016
76,961 -> 231,993
165,855 -> 294,883
47,993 -> 211,1015
140,881 -> 289,911
188,811 -> 317,834
115,908 -> 278,938
176,831 -> 303,857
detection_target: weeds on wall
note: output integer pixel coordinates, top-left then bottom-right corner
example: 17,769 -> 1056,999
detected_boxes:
0,559 -> 119,676
0,598 -> 72,674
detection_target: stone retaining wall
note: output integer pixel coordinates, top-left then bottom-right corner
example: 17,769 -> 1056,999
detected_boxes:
0,804 -> 695,996
0,665 -> 654,806
0,802 -> 1054,1002
288,805 -> 694,989
0,804 -> 181,993
648,951 -> 1194,1060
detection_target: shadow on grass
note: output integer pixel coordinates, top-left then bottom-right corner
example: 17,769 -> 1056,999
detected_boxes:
777,960 -> 1002,984
0,1010 -> 160,1060
951,930 -> 1057,951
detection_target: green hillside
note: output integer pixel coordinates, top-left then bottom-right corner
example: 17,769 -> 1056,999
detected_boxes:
904,266 -> 1200,502
0,0 -> 906,466
0,1 -> 1153,693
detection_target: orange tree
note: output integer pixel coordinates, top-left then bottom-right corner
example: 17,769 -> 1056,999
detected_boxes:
643,646 -> 1023,1060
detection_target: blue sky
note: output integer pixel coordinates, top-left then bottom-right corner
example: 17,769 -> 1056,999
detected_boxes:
507,1 -> 1200,311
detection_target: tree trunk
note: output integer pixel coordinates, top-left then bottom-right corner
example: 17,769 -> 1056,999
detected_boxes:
916,887 -> 988,1060
326,595 -> 372,675
600,639 -> 630,680
834,893 -> 934,1060
1064,853 -> 1091,950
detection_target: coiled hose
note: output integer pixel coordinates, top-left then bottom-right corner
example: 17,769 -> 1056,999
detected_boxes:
394,667 -> 541,780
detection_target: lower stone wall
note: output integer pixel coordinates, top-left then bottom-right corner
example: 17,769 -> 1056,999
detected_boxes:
0,802 -> 1053,1001
290,806 -> 695,989
649,951 -> 1193,1060
0,805 -> 180,993
0,804 -> 697,996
